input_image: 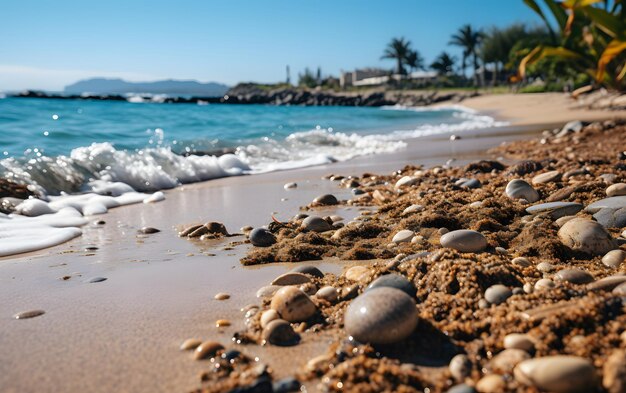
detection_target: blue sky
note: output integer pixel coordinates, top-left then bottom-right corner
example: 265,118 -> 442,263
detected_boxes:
0,0 -> 543,91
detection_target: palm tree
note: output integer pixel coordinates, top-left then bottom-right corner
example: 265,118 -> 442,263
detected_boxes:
381,37 -> 412,75
449,24 -> 484,85
430,52 -> 456,75
405,50 -> 425,73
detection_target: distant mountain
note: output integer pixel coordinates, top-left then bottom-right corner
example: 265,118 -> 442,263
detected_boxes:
64,78 -> 229,97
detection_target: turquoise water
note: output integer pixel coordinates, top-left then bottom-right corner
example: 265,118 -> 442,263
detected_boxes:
0,97 -> 499,194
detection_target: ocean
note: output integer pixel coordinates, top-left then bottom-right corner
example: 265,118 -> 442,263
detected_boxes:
0,97 -> 503,195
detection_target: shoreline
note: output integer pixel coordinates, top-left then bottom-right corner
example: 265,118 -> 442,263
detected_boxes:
1,94 -> 625,392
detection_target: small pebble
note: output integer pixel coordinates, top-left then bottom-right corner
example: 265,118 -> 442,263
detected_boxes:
312,194 -> 338,206
87,277 -> 107,283
214,292 -> 230,300
392,229 -> 414,243
558,218 -> 616,255
344,265 -> 370,282
537,261 -> 555,273
534,278 -> 555,290
514,355 -> 597,393
366,274 -> 416,298
216,319 -> 231,327
440,229 -> 488,253
256,285 -> 281,298
512,257 -> 531,267
260,309 -> 280,329
262,319 -> 300,346
291,265 -> 324,278
249,228 -> 277,247
606,183 -> 626,197
554,268 -> 593,284
13,310 -> 45,319
194,341 -> 224,360
490,348 -> 531,373
504,333 -> 535,353
602,249 -> 625,268
316,286 -> 338,302
138,226 -> 160,234
344,287 -> 418,344
402,204 -> 423,214
476,374 -> 506,393
180,338 -> 202,351
270,286 -> 317,322
284,182 -> 297,190
271,272 -> 311,286
484,284 -> 512,305
301,216 -> 332,232
449,354 -> 472,382
506,179 -> 540,202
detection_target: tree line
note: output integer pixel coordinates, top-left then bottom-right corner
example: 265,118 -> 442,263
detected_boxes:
379,0 -> 625,92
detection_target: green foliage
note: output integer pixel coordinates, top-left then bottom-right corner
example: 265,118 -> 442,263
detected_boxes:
381,37 -> 415,75
520,0 -> 626,91
298,68 -> 318,88
448,24 -> 484,84
430,52 -> 456,75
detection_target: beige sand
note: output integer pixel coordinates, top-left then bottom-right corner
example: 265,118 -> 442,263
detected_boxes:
0,93 -> 624,393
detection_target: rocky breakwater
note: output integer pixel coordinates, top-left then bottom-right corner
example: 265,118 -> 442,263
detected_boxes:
178,119 -> 626,392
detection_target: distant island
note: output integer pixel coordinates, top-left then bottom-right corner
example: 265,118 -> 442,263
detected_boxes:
64,78 -> 230,96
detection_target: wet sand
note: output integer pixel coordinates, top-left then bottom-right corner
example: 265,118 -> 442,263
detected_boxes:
1,93 -> 625,392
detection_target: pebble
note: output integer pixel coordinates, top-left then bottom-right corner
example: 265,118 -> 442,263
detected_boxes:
271,272 -> 311,286
284,182 -> 297,189
525,201 -> 583,219
476,374 -> 506,393
402,204 -> 423,215
490,348 -> 531,373
469,201 -> 483,209
301,216 -> 332,232
606,183 -> 626,197
315,286 -> 338,302
587,275 -> 626,292
613,282 -> 626,296
215,319 -> 231,327
505,179 -> 540,202
366,274 -> 416,298
484,284 -> 512,305
447,384 -> 476,393
449,354 -> 472,382
194,341 -> 224,360
260,309 -> 280,329
344,265 -> 370,282
504,333 -> 535,353
602,249 -> 625,268
558,218 -> 616,255
532,170 -> 561,184
592,207 -> 626,228
395,176 -> 419,188
534,278 -> 555,290
537,262 -> 555,273
179,224 -> 202,237
392,229 -> 414,243
344,287 -> 418,344
586,196 -> 626,212
270,286 -> 317,322
138,226 -> 160,234
180,338 -> 202,351
87,277 -> 107,283
291,265 -> 324,278
440,229 -> 488,253
555,215 -> 576,226
256,285 -> 281,298
312,194 -> 338,206
249,228 -> 277,247
13,310 -> 45,319
214,292 -> 230,300
514,355 -> 597,393
554,268 -> 593,284
511,257 -> 531,267
600,173 -> 618,184
603,350 -> 626,393
262,319 -> 300,346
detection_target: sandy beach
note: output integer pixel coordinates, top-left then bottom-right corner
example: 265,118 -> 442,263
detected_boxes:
1,93 -> 625,393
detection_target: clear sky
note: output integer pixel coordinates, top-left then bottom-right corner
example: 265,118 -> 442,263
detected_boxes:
0,0 -> 543,91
